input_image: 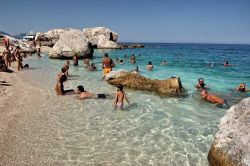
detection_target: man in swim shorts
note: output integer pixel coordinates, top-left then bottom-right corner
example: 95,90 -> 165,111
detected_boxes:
76,85 -> 108,100
102,53 -> 115,80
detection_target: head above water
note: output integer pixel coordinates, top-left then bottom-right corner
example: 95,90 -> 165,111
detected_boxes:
148,61 -> 152,65
104,53 -> 108,57
61,67 -> 66,73
77,85 -> 85,92
117,84 -> 123,91
198,78 -> 204,83
201,90 -> 208,98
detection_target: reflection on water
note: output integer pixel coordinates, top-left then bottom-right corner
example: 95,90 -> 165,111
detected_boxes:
20,43 -> 250,165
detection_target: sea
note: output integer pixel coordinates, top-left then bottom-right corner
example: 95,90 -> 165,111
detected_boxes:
21,43 -> 250,165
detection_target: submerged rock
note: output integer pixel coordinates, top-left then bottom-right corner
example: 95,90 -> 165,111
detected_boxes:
208,97 -> 250,166
106,70 -> 185,96
48,29 -> 93,59
83,27 -> 121,49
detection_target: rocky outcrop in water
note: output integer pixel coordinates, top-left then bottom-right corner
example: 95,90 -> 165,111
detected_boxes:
48,29 -> 93,59
208,97 -> 250,166
83,27 -> 121,49
106,70 -> 185,96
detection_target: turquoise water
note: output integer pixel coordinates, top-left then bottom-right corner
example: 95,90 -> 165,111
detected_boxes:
21,43 -> 250,165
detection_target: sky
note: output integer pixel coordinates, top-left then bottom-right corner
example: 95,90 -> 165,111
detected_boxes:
0,0 -> 250,44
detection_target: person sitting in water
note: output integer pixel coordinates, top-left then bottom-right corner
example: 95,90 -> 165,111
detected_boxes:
73,54 -> 79,66
55,75 -> 74,95
195,78 -> 207,90
76,85 -> 108,100
200,90 -> 225,105
113,84 -> 130,109
147,61 -> 153,70
236,83 -> 249,92
223,61 -> 232,67
83,58 -> 90,67
88,63 -> 97,71
160,60 -> 167,65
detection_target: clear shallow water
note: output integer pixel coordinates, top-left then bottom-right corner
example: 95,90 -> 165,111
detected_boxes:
21,43 -> 250,165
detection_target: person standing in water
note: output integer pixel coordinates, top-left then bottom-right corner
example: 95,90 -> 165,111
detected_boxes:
113,84 -> 130,109
73,54 -> 79,66
147,61 -> 153,70
102,53 -> 115,80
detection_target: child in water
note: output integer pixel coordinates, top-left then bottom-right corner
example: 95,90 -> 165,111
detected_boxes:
113,84 -> 130,109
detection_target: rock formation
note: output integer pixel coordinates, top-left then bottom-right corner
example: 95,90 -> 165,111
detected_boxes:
208,97 -> 250,166
35,28 -> 73,45
106,70 -> 185,96
48,29 -> 93,59
83,27 -> 121,49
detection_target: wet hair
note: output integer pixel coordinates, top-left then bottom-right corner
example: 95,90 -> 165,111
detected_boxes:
148,61 -> 152,65
200,82 -> 205,88
77,85 -> 85,92
60,74 -> 67,82
225,61 -> 229,65
91,63 -> 95,66
120,60 -> 123,63
117,84 -> 123,91
61,67 -> 66,73
104,53 -> 108,57
198,78 -> 204,82
16,46 -> 20,49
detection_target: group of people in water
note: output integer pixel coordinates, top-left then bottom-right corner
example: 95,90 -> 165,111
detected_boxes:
53,51 -> 249,109
55,53 -> 130,109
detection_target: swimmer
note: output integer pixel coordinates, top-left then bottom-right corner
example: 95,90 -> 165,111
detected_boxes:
236,83 -> 249,92
76,85 -> 108,100
88,63 -> 97,71
195,78 -> 207,90
113,84 -> 130,109
147,61 -> 153,70
55,75 -> 74,95
130,54 -> 136,64
119,59 -> 124,64
223,61 -> 232,67
160,60 -> 167,65
200,90 -> 225,105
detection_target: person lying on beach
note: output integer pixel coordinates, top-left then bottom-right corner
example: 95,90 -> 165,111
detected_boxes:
160,60 -> 167,65
195,78 -> 208,90
200,90 -> 225,105
0,57 -> 13,73
88,63 -> 97,71
147,61 -> 153,70
55,75 -> 74,95
113,84 -> 130,109
236,83 -> 249,92
75,85 -> 108,100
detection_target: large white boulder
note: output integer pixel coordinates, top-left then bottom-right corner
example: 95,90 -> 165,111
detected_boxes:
208,97 -> 250,166
83,27 -> 121,49
48,29 -> 93,59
